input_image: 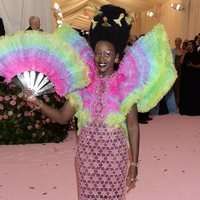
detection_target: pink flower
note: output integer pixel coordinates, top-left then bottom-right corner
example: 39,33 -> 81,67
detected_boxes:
41,114 -> 46,119
0,104 -> 4,110
0,96 -> 3,102
32,133 -> 36,138
29,103 -> 35,109
20,101 -> 26,106
27,125 -> 33,130
8,111 -> 13,116
35,124 -> 40,129
45,118 -> 51,123
12,95 -> 17,100
42,131 -> 46,136
24,111 -> 32,117
0,115 -> 2,120
9,83 -> 16,88
4,96 -> 11,101
3,114 -> 8,119
10,100 -> 16,106
17,105 -> 22,110
18,92 -> 23,98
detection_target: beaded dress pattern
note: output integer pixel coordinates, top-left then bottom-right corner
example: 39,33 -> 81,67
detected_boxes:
76,76 -> 128,199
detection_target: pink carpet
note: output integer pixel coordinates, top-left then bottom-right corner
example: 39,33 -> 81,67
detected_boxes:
0,114 -> 200,200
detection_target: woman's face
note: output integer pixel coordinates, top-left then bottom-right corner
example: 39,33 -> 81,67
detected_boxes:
175,38 -> 182,48
187,42 -> 194,52
94,41 -> 118,77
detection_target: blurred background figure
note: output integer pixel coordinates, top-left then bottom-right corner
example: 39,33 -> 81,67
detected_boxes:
0,17 -> 5,36
195,33 -> 200,52
26,16 -> 43,31
171,37 -> 184,108
179,40 -> 200,115
0,17 -> 5,82
128,34 -> 138,46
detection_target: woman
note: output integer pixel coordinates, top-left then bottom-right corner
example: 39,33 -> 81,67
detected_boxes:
22,4 -> 176,200
25,5 -> 139,199
171,37 -> 184,107
179,40 -> 200,115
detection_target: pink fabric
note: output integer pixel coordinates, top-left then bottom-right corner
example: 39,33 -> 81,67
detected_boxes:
77,75 -> 122,122
76,122 -> 128,200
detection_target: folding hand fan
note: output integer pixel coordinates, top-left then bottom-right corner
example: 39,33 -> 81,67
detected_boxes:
0,30 -> 91,96
12,71 -> 55,96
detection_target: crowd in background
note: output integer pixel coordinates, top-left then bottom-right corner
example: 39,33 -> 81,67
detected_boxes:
127,33 -> 200,123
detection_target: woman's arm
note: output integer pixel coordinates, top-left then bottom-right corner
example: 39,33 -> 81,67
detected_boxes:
24,90 -> 76,124
126,104 -> 140,181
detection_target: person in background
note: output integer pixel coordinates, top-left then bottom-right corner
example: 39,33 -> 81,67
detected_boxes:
182,40 -> 188,52
128,34 -> 138,46
0,17 -> 5,82
179,40 -> 200,115
195,33 -> 200,52
171,37 -> 184,108
26,16 -> 43,31
0,17 -> 5,36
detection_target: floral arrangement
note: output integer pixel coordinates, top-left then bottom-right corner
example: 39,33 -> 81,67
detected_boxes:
0,79 -> 70,144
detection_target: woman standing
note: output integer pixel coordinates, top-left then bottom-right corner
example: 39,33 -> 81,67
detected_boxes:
25,5 -> 139,199
179,40 -> 200,115
172,37 -> 184,107
21,4 -> 176,200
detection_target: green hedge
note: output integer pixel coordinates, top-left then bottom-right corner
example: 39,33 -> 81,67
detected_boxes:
0,79 -> 69,144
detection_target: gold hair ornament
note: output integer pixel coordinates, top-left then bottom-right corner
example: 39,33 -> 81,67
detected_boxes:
102,17 -> 111,27
125,12 -> 137,25
114,13 -> 124,27
91,19 -> 98,29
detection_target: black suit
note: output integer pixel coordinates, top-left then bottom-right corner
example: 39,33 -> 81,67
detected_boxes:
25,26 -> 43,32
0,18 -> 5,36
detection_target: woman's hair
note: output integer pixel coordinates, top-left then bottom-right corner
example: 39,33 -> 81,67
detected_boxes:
89,4 -> 132,59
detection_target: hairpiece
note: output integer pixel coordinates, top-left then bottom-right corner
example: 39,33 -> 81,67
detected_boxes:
125,12 -> 137,25
114,13 -> 124,27
102,17 -> 111,27
125,16 -> 132,25
91,19 -> 98,29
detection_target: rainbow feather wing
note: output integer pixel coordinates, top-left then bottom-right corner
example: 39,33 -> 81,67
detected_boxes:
119,24 -> 177,114
0,31 -> 91,96
53,24 -> 96,81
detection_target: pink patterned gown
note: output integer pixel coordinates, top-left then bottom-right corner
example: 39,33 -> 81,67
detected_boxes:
70,76 -> 129,200
76,123 -> 128,200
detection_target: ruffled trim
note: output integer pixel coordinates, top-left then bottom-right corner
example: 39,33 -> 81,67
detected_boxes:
0,30 -> 90,96
66,92 -> 91,135
119,24 -> 177,113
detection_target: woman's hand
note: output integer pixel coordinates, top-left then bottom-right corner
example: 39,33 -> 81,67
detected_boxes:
23,89 -> 43,110
126,163 -> 138,192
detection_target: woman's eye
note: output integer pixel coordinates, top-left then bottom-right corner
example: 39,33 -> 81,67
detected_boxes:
105,52 -> 112,57
95,52 -> 100,57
